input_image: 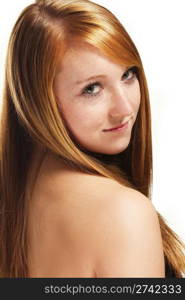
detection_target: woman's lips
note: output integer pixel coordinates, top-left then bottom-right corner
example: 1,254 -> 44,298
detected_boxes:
103,121 -> 129,132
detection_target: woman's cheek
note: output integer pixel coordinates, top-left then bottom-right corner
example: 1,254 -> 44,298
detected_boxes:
61,104 -> 90,130
61,98 -> 107,132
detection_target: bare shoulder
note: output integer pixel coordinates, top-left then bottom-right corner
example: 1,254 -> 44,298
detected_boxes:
46,163 -> 125,205
51,166 -> 159,229
40,162 -> 165,277
88,185 -> 165,277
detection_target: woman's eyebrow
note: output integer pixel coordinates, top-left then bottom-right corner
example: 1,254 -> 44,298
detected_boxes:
75,66 -> 128,85
75,74 -> 106,85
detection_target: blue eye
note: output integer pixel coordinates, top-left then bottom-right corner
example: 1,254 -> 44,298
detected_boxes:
81,66 -> 138,99
82,82 -> 101,98
122,67 -> 137,81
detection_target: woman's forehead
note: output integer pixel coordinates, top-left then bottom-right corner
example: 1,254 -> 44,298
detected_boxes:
56,42 -> 128,76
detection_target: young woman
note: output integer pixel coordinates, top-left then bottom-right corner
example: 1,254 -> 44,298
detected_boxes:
0,0 -> 184,277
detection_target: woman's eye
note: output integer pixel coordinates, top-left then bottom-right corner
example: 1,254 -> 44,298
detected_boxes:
122,67 -> 137,81
82,82 -> 101,97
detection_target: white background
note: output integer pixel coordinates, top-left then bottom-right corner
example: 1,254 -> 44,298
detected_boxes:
0,0 -> 185,241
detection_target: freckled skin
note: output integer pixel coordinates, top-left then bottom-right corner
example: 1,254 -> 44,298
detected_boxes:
54,42 -> 141,154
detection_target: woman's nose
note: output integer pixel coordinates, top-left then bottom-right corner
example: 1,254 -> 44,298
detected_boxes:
108,86 -> 133,120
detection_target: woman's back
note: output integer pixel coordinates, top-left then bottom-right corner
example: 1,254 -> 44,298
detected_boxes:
27,151 -> 116,277
27,152 -> 165,277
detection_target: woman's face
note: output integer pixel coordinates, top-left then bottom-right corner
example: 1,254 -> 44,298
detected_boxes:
54,43 -> 140,154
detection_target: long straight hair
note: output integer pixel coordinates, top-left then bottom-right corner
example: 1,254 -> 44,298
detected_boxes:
0,0 -> 184,277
